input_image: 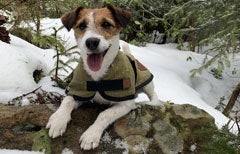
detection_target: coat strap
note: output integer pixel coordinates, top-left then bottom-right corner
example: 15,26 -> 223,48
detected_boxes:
87,78 -> 131,91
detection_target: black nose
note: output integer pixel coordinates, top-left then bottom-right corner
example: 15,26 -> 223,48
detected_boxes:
86,38 -> 100,51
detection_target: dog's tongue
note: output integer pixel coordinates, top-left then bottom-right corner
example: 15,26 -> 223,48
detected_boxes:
87,53 -> 104,72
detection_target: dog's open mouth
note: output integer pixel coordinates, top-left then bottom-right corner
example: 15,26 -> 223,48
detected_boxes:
87,47 -> 110,72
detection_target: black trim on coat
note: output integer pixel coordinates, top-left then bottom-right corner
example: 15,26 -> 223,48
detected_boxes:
99,91 -> 135,102
126,56 -> 137,84
72,95 -> 95,102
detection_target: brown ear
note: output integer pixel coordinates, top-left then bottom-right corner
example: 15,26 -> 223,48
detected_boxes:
61,6 -> 84,31
106,5 -> 131,28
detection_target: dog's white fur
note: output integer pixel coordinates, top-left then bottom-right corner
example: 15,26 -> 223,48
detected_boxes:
46,9 -> 158,150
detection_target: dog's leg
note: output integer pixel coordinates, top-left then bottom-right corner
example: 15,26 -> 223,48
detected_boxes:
143,81 -> 165,108
143,81 -> 158,101
79,100 -> 136,150
46,96 -> 81,138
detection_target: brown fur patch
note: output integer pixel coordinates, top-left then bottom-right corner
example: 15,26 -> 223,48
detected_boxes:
71,7 -> 127,40
73,9 -> 91,39
106,5 -> 131,28
61,7 -> 84,31
93,8 -> 122,40
136,60 -> 147,71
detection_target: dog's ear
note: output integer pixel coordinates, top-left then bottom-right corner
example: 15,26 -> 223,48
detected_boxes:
106,5 -> 131,28
61,6 -> 84,31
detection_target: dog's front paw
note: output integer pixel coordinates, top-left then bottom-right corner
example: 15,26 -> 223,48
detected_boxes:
46,110 -> 71,138
79,125 -> 103,150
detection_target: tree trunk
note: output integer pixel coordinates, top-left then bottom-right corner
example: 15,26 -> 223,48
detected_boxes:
223,82 -> 240,116
35,0 -> 41,36
90,0 -> 102,9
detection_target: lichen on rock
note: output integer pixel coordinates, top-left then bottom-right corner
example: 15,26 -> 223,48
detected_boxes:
153,120 -> 183,154
32,128 -> 51,154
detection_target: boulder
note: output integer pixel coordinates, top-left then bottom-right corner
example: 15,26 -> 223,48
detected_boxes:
0,101 -> 217,154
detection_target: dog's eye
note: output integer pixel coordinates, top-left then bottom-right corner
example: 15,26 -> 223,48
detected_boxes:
101,21 -> 112,29
78,22 -> 87,30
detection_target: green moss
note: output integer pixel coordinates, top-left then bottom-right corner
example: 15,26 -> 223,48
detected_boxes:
32,128 -> 51,154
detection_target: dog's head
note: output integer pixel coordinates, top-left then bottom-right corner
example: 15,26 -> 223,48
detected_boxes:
61,5 -> 131,80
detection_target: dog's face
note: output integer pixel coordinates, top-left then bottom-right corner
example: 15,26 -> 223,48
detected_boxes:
61,5 -> 131,80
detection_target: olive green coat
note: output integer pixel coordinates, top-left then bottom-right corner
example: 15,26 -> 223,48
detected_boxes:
68,51 -> 153,102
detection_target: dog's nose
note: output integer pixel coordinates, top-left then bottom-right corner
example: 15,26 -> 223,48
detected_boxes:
86,38 -> 100,51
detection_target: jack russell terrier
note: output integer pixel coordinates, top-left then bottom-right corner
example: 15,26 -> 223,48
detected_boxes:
46,5 -> 158,150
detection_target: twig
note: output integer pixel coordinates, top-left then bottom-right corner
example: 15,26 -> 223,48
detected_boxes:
10,86 -> 42,102
223,82 -> 240,116
235,117 -> 240,134
22,86 -> 42,97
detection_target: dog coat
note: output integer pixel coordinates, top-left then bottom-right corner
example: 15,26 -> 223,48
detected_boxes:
68,51 -> 153,102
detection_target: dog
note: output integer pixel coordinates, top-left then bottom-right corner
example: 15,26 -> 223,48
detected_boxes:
46,5 -> 158,150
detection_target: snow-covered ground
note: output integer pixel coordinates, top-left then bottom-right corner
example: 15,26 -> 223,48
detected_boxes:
0,18 -> 239,153
0,149 -> 43,154
0,148 -> 73,154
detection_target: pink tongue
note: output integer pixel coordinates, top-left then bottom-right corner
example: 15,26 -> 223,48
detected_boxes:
87,53 -> 104,72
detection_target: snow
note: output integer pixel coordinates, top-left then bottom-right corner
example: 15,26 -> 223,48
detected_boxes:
38,76 -> 65,95
101,132 -> 129,153
0,18 -> 239,152
0,148 -> 74,154
0,149 -> 43,154
61,148 -> 74,154
0,35 -> 55,102
190,144 -> 197,152
21,98 -> 30,106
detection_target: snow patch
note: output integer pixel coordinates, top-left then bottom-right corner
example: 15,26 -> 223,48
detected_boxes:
0,149 -> 43,154
101,132 -> 129,153
0,35 -> 55,102
21,98 -> 30,106
190,144 -> 197,152
61,148 -> 74,154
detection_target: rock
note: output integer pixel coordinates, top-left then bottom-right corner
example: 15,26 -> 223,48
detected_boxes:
114,111 -> 152,138
153,120 -> 183,154
125,135 -> 151,154
0,102 -> 217,154
171,104 -> 213,120
0,104 -> 52,150
114,103 -> 216,154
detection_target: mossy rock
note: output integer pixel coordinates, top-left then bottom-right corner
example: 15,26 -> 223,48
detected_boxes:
32,128 -> 51,154
0,102 -> 218,154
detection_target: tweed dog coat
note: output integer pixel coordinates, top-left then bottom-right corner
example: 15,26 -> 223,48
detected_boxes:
68,51 -> 153,102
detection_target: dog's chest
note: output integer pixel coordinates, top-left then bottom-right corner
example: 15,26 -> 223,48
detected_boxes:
93,92 -> 111,104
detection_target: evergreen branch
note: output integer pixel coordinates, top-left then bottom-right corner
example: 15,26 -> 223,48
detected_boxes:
0,0 -> 17,9
190,50 -> 225,78
65,45 -> 78,52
